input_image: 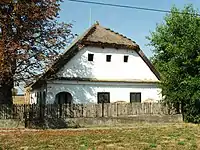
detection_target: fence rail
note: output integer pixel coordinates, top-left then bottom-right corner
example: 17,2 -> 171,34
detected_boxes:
0,103 -> 179,120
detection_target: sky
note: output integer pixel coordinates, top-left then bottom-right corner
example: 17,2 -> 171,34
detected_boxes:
58,0 -> 200,58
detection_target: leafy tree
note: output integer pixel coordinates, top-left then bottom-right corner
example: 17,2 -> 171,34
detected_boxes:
0,0 -> 74,104
12,88 -> 18,96
148,5 -> 200,123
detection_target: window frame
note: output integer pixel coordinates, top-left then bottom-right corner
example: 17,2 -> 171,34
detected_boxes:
106,55 -> 112,62
130,92 -> 141,103
88,53 -> 94,61
124,55 -> 129,62
97,92 -> 110,103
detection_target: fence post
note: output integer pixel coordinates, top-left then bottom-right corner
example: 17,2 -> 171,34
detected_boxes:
24,104 -> 31,128
102,102 -> 104,117
81,104 -> 84,117
39,104 -> 45,126
24,104 -> 28,128
59,104 -> 62,118
69,104 -> 74,118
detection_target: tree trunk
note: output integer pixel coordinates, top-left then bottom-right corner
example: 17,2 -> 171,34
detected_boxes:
0,41 -> 14,104
0,20 -> 17,105
181,101 -> 185,122
0,83 -> 13,104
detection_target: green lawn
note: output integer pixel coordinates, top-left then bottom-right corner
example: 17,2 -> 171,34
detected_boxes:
0,123 -> 200,150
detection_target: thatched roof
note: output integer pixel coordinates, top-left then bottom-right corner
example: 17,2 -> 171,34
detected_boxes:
29,22 -> 160,89
81,22 -> 138,49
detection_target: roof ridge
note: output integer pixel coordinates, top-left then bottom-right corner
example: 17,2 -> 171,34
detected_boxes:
104,26 -> 136,44
81,23 -> 98,42
84,22 -> 137,45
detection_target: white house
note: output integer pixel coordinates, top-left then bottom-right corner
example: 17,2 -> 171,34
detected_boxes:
28,22 -> 161,104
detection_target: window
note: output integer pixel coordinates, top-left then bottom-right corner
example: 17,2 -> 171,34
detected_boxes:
124,55 -> 129,62
88,53 -> 94,61
97,92 -> 110,103
130,92 -> 141,103
106,55 -> 112,62
55,92 -> 72,104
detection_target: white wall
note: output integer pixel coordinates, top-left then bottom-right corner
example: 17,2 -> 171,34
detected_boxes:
30,85 -> 46,104
46,80 -> 161,104
30,92 -> 37,104
57,46 -> 158,81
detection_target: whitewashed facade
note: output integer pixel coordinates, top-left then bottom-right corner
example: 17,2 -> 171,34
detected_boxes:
56,47 -> 158,81
28,23 -> 161,104
45,81 -> 161,104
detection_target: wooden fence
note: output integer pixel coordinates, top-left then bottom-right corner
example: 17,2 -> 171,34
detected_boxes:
0,103 -> 179,120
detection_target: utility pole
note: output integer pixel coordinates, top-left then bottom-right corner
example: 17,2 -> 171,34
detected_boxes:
89,8 -> 92,27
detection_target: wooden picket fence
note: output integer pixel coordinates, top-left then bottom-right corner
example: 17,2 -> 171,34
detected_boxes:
0,103 -> 179,120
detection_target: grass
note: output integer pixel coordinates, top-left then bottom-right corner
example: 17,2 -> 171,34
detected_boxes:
0,123 -> 200,149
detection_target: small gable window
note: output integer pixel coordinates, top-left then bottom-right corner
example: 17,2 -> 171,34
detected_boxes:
88,53 -> 94,61
106,55 -> 112,62
124,55 -> 129,62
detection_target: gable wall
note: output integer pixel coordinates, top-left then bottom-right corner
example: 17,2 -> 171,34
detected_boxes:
56,46 -> 158,81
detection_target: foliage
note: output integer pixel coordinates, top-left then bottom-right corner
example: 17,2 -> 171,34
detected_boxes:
0,0 -> 74,103
0,0 -> 74,85
12,88 -> 18,96
148,5 -> 200,123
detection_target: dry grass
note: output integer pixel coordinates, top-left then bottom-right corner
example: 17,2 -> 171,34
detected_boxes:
0,123 -> 199,150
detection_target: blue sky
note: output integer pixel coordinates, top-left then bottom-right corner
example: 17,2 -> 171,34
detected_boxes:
58,0 -> 200,57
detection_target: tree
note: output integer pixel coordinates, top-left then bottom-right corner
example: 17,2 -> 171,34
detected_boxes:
148,5 -> 200,123
0,0 -> 74,104
12,88 -> 18,96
